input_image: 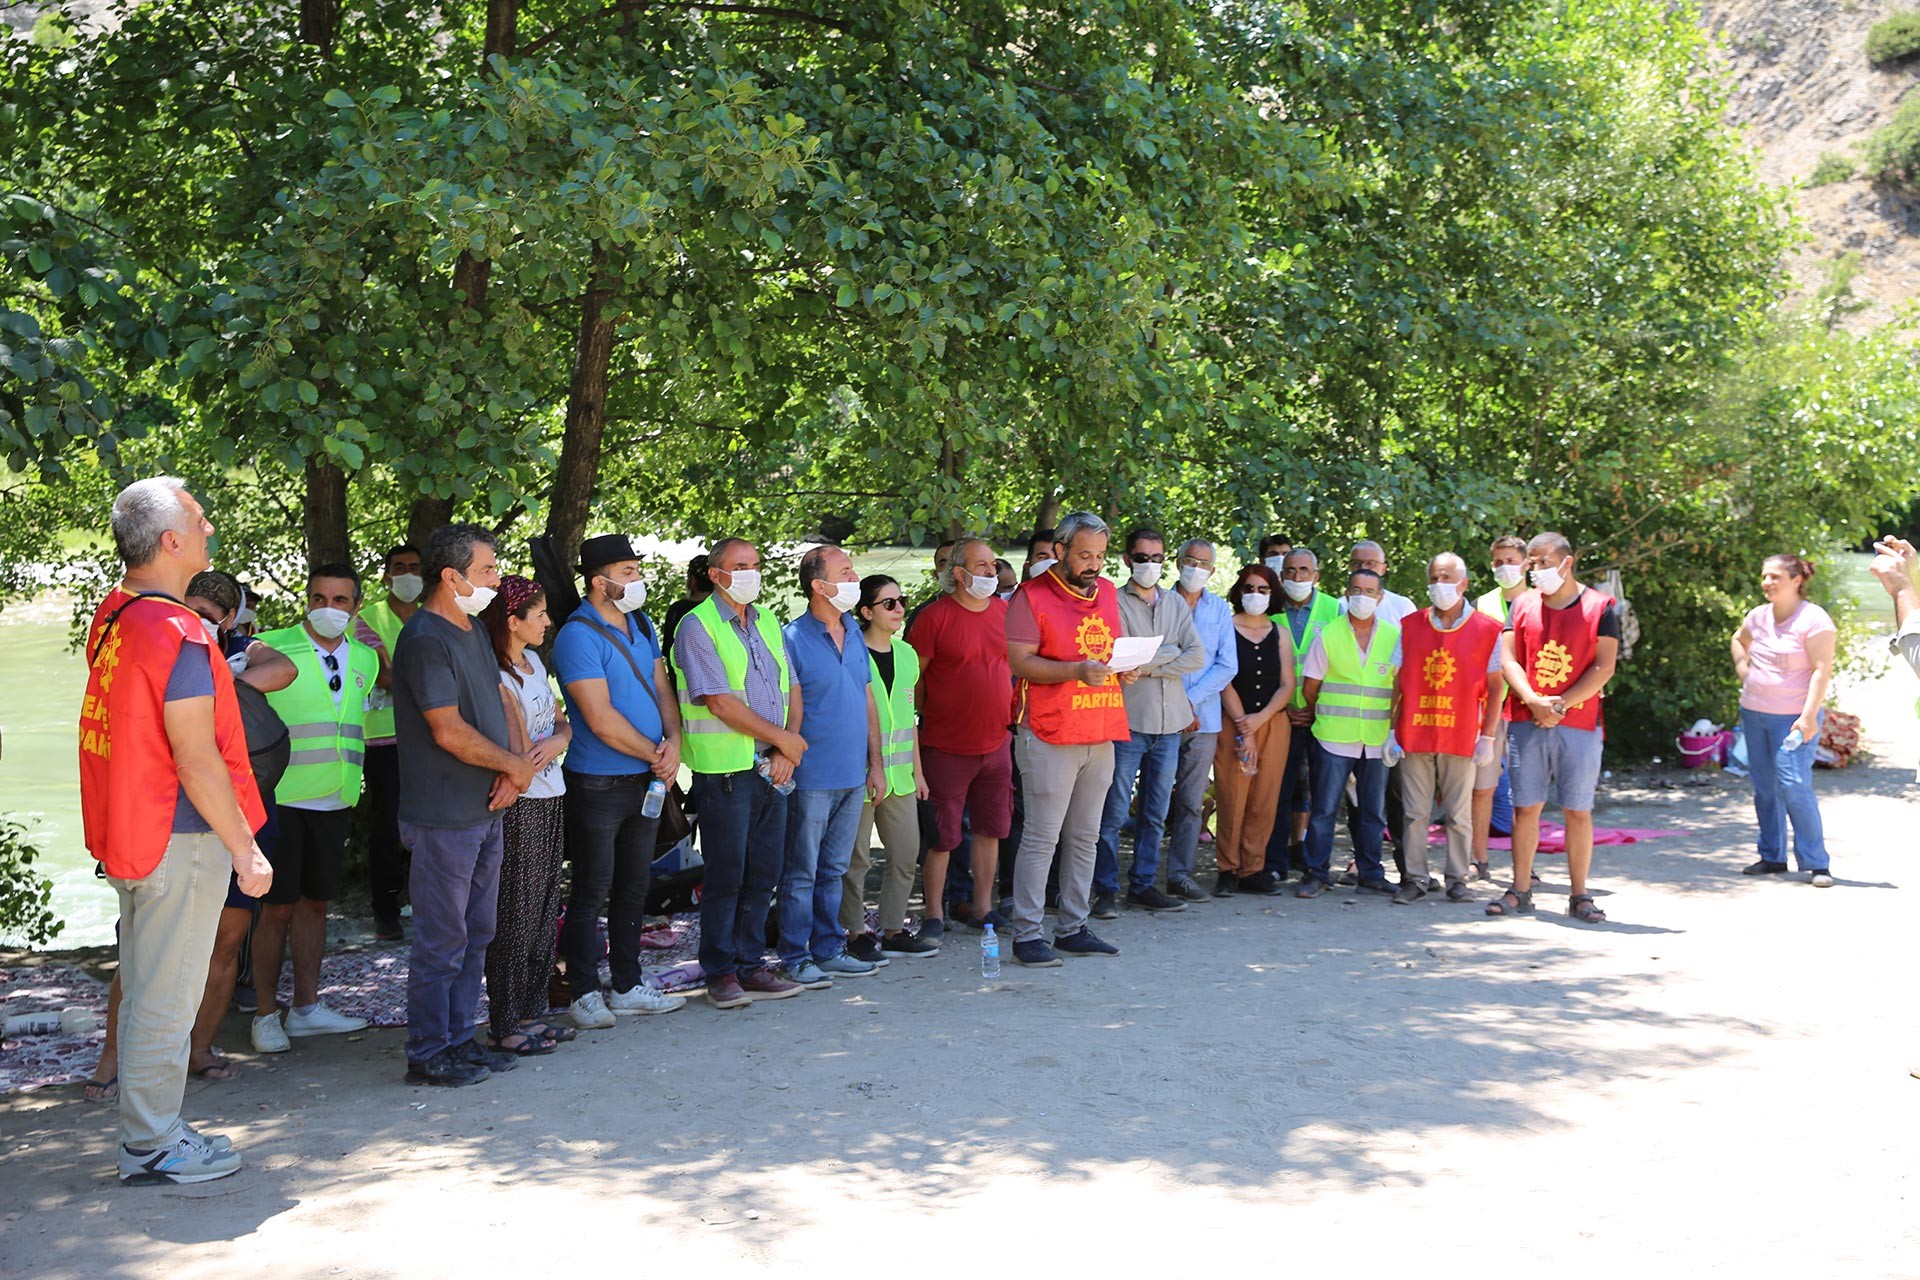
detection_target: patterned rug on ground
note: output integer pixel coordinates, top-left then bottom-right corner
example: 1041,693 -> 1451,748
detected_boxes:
0,966 -> 110,1095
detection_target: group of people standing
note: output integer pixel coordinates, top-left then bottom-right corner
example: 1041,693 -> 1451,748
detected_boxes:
75,473 -> 1877,1186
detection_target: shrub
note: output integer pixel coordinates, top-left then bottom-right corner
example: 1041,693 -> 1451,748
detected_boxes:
0,818 -> 62,948
1867,13 -> 1920,65
1806,152 -> 1854,187
1862,94 -> 1920,188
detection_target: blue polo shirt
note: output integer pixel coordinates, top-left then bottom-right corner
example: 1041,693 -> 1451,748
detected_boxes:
782,610 -> 871,791
551,602 -> 666,777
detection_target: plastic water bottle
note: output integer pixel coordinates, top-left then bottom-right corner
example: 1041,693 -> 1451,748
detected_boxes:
980,924 -> 1001,979
1781,728 -> 1804,753
1235,733 -> 1257,776
642,778 -> 667,819
3,1009 -> 98,1037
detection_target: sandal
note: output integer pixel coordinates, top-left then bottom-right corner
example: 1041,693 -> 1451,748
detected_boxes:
1484,887 -> 1533,917
1471,861 -> 1490,882
487,1030 -> 557,1057
191,1056 -> 241,1082
1568,893 -> 1607,924
517,1020 -> 575,1044
83,1075 -> 118,1104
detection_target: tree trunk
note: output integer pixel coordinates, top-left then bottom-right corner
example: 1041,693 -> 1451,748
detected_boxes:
545,245 -> 617,558
299,0 -> 337,53
1033,493 -> 1061,535
304,456 -> 350,566
483,0 -> 518,63
939,435 -> 963,540
406,496 -> 454,548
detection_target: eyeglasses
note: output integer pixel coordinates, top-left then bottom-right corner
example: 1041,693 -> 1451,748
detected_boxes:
872,597 -> 906,611
322,651 -> 342,693
1176,558 -> 1212,571
1126,553 -> 1165,565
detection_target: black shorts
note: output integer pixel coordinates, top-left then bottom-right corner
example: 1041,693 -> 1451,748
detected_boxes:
262,806 -> 354,905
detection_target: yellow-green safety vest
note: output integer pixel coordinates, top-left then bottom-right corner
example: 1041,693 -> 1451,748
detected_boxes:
1311,616 -> 1401,749
257,624 -> 379,805
1474,587 -> 1512,625
672,594 -> 792,774
1287,590 -> 1344,709
359,597 -> 408,740
868,639 -> 920,798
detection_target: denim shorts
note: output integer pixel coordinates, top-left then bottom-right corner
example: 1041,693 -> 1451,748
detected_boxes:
1507,721 -> 1604,812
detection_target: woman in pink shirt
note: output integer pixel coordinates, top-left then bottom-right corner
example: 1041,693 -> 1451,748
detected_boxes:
1730,554 -> 1835,886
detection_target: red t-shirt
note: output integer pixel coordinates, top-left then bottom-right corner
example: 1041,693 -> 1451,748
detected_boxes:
907,593 -> 1012,755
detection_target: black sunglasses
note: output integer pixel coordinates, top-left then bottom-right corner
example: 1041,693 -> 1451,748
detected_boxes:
1126,552 -> 1165,564
322,651 -> 342,693
871,597 -> 906,611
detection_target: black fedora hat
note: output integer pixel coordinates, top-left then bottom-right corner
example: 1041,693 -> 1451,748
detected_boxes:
578,533 -> 640,575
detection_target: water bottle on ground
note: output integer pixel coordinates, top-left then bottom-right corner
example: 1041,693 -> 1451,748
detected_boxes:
4,1008 -> 98,1037
642,778 -> 667,819
980,924 -> 1001,979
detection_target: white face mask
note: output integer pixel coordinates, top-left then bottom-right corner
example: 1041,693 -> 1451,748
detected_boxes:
1281,578 -> 1313,602
1345,594 -> 1379,620
1427,581 -> 1462,610
455,574 -> 496,616
608,577 -> 648,614
1027,558 -> 1056,579
388,573 -> 424,603
308,606 -> 352,639
1530,561 -> 1567,594
721,568 -> 762,604
965,573 -> 998,600
201,618 -> 221,645
1130,560 -> 1162,588
1240,591 -> 1271,616
1179,566 -> 1211,592
827,580 -> 860,613
1264,555 -> 1287,576
1492,563 -> 1525,590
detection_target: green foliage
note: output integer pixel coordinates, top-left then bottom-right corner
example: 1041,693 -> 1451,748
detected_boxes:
1807,153 -> 1855,187
1862,93 -> 1920,188
0,817 -> 63,947
1866,12 -> 1920,65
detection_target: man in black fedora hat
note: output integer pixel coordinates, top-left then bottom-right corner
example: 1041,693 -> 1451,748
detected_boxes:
549,533 -> 688,1027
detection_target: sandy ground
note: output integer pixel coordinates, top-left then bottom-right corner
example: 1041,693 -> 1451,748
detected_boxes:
3,663 -> 1917,1279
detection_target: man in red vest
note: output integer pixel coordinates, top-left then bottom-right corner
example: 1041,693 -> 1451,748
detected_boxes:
1004,511 -> 1131,965
1390,553 -> 1504,904
1488,532 -> 1621,923
81,478 -> 273,1185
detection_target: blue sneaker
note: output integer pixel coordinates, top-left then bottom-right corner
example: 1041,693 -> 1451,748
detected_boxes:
786,959 -> 835,989
815,952 -> 877,978
1053,927 -> 1118,957
1012,938 -> 1062,968
119,1130 -> 242,1185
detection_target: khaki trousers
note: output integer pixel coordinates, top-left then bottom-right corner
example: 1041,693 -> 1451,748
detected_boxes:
1211,717 -> 1288,876
1011,728 -> 1115,943
1401,751 -> 1476,886
109,833 -> 230,1150
841,789 -> 923,934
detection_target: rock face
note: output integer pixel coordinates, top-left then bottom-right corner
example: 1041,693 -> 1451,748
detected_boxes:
1700,0 -> 1920,328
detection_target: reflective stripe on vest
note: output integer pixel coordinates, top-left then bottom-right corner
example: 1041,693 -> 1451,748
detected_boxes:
673,595 -> 791,774
257,625 -> 377,805
1312,617 -> 1400,748
360,598 -> 406,740
869,639 -> 920,797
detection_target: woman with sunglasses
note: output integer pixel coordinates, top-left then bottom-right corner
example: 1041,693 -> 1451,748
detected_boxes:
1211,564 -> 1296,895
842,574 -> 936,961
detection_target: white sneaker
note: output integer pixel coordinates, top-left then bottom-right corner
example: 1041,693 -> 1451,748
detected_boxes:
250,1012 -> 290,1054
284,1001 -> 369,1037
607,983 -> 686,1015
120,1130 -> 242,1185
569,991 -> 616,1029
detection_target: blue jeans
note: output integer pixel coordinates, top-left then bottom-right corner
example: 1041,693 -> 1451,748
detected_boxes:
1093,730 -> 1181,895
1304,742 -> 1388,886
693,769 -> 788,978
779,786 -> 863,965
401,817 -> 504,1063
1163,730 -> 1217,884
1741,708 -> 1828,871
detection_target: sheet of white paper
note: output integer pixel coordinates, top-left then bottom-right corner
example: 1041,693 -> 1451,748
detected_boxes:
1106,635 -> 1163,674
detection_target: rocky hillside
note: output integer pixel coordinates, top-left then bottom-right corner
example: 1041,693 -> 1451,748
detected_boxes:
1700,0 -> 1920,328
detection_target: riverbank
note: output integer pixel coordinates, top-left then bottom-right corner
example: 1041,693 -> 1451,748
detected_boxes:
1,616 -> 1914,1277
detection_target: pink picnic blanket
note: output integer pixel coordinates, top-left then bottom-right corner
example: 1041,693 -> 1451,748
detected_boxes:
0,965 -> 110,1094
1431,822 -> 1683,853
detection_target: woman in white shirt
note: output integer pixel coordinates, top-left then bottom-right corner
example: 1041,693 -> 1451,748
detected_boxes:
480,576 -> 573,1053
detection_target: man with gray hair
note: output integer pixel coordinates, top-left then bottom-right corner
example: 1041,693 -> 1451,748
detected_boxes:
80,478 -> 273,1183
392,523 -> 537,1085
1388,553 -> 1505,903
1004,511 -> 1130,964
1163,537 -> 1237,901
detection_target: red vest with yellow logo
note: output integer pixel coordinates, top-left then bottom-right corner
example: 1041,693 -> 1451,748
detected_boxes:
1505,588 -> 1614,731
80,589 -> 266,879
1397,610 -> 1502,756
1015,570 -> 1129,746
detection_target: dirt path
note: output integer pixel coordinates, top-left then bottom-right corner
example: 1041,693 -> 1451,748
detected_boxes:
3,662 -> 1915,1279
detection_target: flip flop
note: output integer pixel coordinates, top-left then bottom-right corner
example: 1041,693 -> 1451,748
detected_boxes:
83,1075 -> 118,1104
517,1020 -> 575,1043
191,1058 -> 241,1081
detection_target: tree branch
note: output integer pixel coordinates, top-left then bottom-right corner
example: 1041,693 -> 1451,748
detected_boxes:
521,1 -> 846,57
